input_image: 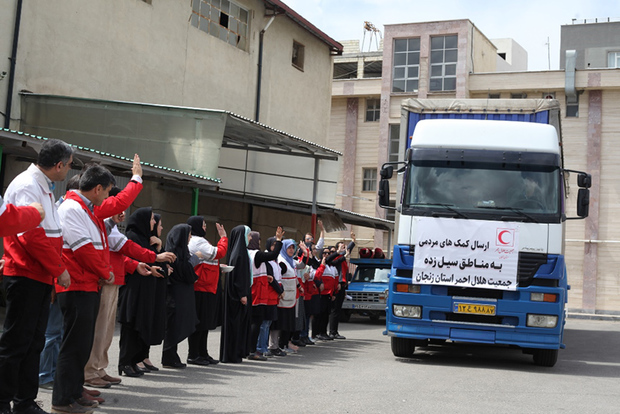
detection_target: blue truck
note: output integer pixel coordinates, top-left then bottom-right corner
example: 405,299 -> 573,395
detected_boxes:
341,258 -> 392,322
378,99 -> 591,367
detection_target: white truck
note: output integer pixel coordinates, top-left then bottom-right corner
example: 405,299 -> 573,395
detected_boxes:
379,99 -> 591,367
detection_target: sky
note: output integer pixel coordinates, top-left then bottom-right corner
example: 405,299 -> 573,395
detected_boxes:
282,0 -> 620,71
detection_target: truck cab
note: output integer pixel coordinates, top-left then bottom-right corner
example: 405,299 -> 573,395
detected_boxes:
342,258 -> 392,322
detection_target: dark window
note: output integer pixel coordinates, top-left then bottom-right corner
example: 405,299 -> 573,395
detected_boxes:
293,41 -> 305,71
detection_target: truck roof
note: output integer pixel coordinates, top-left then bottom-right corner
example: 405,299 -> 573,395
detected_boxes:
411,119 -> 560,154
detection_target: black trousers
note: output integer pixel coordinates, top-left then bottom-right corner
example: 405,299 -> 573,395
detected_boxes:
329,283 -> 346,335
188,330 -> 210,359
52,291 -> 99,406
118,324 -> 149,366
0,276 -> 52,412
313,295 -> 331,336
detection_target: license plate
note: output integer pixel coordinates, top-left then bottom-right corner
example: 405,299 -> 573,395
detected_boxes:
453,302 -> 496,316
354,304 -> 373,309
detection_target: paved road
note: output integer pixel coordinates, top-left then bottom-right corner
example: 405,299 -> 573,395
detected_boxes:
35,317 -> 620,413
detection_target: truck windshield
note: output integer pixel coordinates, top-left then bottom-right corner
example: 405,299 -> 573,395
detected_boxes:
403,164 -> 560,220
353,267 -> 390,283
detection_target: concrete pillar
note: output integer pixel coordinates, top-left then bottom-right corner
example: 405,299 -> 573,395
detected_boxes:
582,88 -> 602,312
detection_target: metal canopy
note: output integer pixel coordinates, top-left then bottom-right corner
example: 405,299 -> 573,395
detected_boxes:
0,128 -> 221,191
222,112 -> 341,161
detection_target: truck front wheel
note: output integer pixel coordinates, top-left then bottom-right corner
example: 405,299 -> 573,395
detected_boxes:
532,349 -> 558,367
391,337 -> 415,358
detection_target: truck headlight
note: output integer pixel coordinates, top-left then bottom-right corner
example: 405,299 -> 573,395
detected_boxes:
526,314 -> 558,328
393,305 -> 421,318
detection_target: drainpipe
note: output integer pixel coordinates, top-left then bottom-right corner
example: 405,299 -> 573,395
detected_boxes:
255,15 -> 276,122
4,0 -> 23,129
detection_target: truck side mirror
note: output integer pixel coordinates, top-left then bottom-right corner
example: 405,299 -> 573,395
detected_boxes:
378,179 -> 391,207
380,166 -> 394,179
578,173 -> 591,188
577,188 -> 590,218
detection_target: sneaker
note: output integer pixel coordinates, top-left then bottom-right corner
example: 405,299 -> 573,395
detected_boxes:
51,402 -> 94,414
330,333 -> 346,340
262,350 -> 274,358
283,347 -> 298,354
247,352 -> 268,361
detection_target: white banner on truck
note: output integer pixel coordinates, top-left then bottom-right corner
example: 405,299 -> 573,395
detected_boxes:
413,217 -> 519,291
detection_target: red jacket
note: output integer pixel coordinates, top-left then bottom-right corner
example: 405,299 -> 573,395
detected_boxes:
0,202 -> 42,237
315,263 -> 339,296
194,237 -> 228,293
56,191 -> 113,293
110,239 -> 157,285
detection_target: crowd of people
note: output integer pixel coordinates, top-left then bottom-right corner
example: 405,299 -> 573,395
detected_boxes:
0,139 -> 356,414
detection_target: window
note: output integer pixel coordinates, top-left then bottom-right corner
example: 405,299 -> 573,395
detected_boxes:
362,60 -> 382,78
488,93 -> 500,99
388,124 -> 400,162
608,51 -> 620,68
292,41 -> 305,71
333,62 -> 357,79
190,0 -> 249,51
392,38 -> 420,93
510,92 -> 527,99
362,168 -> 377,192
365,99 -> 380,122
429,35 -> 457,91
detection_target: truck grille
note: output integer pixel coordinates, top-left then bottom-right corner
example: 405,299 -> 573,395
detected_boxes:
348,292 -> 382,303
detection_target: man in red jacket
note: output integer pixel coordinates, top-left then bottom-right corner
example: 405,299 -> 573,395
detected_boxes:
0,139 -> 74,414
52,164 -> 119,414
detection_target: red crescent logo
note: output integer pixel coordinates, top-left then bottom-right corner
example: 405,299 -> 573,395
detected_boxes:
498,230 -> 512,245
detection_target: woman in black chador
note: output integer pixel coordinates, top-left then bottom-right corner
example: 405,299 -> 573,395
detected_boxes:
219,225 -> 252,363
117,207 -> 169,377
161,224 -> 199,368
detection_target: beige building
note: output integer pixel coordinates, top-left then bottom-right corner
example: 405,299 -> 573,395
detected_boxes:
330,19 -> 620,315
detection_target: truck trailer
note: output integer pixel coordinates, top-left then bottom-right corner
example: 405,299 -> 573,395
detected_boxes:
379,99 -> 591,367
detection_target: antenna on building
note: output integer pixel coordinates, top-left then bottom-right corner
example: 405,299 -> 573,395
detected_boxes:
362,21 -> 382,52
546,36 -> 551,70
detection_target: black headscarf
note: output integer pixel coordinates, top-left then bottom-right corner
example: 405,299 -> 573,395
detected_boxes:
248,231 -> 260,251
224,225 -> 251,300
265,237 -> 277,252
187,216 -> 206,237
125,207 -> 152,249
151,213 -> 161,238
165,223 -> 198,284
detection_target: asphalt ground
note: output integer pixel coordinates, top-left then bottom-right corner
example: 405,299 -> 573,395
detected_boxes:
20,316 -> 620,413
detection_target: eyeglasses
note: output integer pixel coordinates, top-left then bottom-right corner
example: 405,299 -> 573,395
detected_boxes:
322,252 -> 329,255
